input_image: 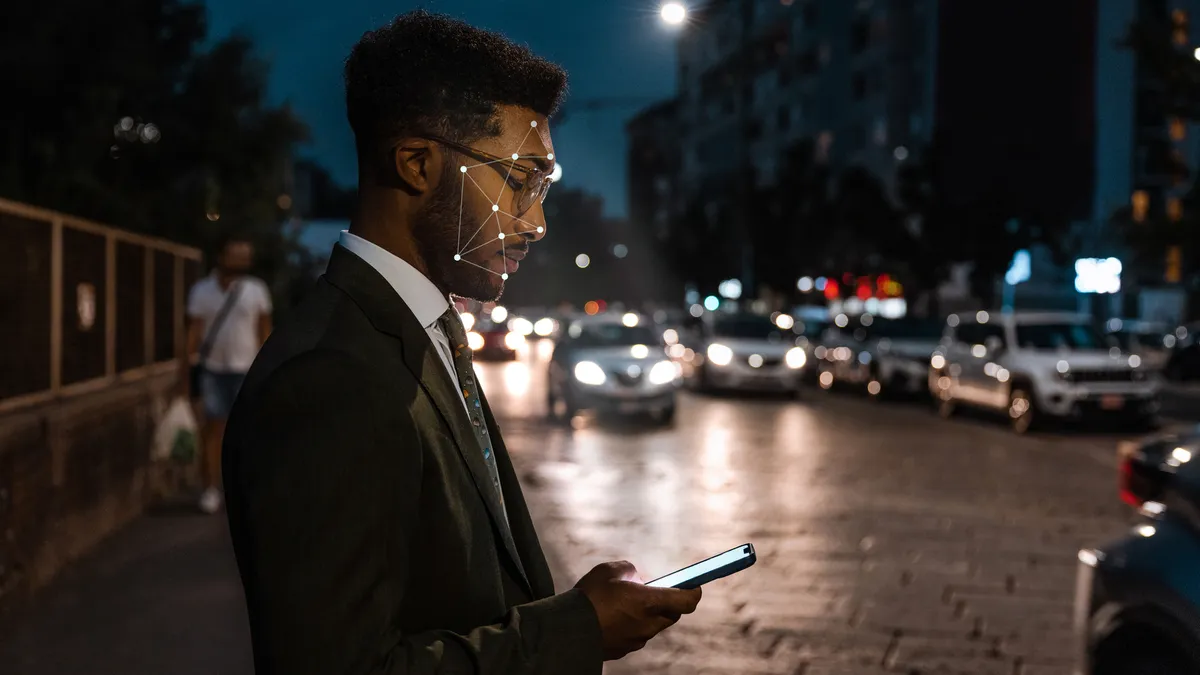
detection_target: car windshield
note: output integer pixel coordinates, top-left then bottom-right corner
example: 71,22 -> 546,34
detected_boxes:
712,316 -> 784,340
1015,323 -> 1108,350
571,323 -> 659,347
865,319 -> 943,340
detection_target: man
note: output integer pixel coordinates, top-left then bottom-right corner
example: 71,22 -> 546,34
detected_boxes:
184,234 -> 272,514
222,11 -> 701,675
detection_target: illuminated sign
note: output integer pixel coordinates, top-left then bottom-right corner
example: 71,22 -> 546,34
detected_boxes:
1005,249 -> 1031,285
1074,257 -> 1122,294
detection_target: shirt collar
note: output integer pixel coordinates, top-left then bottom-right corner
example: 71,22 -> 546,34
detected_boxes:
337,231 -> 449,329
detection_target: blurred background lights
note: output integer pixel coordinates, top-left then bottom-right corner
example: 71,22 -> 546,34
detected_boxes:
660,2 -> 686,25
575,253 -> 590,269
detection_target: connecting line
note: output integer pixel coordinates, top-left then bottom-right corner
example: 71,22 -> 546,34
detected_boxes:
464,171 -> 492,203
455,256 -> 501,277
499,210 -> 544,234
460,211 -> 496,252
457,174 -> 465,251
459,231 -> 505,257
496,126 -> 534,205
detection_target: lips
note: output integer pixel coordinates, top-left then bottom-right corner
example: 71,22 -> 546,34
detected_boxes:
501,248 -> 527,274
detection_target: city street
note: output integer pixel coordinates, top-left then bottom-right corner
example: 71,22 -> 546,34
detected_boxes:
0,345 -> 1146,675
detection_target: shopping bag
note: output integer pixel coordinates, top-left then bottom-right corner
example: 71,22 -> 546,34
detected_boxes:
153,397 -> 199,463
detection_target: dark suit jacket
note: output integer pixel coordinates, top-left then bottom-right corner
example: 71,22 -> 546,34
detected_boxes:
222,245 -> 603,675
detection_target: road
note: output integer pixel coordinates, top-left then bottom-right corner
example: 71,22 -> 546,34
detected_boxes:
0,341 -> 1147,675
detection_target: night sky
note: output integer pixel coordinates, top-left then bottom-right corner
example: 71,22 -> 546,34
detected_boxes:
202,0 -> 679,217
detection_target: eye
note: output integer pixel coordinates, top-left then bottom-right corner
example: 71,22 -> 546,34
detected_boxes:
505,176 -> 524,191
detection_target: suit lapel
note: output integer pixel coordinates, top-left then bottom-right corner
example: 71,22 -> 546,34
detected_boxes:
323,246 -> 532,595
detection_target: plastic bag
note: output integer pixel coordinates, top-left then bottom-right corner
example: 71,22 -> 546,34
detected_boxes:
153,397 -> 199,463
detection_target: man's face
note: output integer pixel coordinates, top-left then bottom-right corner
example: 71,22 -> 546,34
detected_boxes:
219,241 -> 254,275
415,105 -> 554,302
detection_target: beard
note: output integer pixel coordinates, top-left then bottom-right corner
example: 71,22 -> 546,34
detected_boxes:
413,166 -> 504,302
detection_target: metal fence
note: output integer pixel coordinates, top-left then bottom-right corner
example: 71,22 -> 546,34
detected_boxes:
0,197 -> 203,413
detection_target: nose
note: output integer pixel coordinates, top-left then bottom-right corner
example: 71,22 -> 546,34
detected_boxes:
520,202 -> 548,243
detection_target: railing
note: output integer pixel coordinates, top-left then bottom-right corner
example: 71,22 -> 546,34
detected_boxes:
0,197 -> 203,413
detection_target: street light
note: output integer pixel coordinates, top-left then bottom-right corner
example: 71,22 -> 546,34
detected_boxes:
660,2 -> 687,26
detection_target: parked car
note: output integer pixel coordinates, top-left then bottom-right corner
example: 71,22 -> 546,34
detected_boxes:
1107,319 -> 1175,372
693,313 -> 807,394
1165,323 -> 1200,382
928,311 -> 1160,433
546,314 -> 680,423
1075,427 -> 1200,674
819,316 -> 943,398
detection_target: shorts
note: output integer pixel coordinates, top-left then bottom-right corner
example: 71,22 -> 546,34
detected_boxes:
199,369 -> 246,420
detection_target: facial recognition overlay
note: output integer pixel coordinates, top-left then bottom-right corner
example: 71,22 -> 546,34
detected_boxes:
453,120 -> 553,281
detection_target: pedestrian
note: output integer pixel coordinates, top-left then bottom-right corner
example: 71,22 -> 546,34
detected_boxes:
221,10 -> 701,675
182,234 -> 272,514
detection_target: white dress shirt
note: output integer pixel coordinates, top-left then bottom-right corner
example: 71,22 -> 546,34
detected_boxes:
337,231 -> 466,409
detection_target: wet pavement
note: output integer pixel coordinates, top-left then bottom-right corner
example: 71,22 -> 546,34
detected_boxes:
0,343 -> 1143,675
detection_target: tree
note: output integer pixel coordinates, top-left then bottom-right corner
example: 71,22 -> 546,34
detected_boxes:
0,0 -> 316,308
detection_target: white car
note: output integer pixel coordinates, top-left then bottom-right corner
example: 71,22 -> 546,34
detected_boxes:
694,314 -> 807,394
929,311 -> 1160,433
818,317 -> 943,397
547,315 -> 680,423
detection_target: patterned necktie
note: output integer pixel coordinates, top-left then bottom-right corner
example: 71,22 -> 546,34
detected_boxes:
436,308 -> 508,526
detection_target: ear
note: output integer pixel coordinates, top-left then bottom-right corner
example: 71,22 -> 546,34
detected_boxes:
390,138 -> 443,194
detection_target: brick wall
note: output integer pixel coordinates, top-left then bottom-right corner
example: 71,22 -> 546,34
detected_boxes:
0,370 -> 176,609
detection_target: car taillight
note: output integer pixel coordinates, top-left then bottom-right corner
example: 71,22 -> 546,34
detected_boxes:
1118,440 -> 1166,507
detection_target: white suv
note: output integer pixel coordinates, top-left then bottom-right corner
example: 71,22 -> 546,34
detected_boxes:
928,311 -> 1160,433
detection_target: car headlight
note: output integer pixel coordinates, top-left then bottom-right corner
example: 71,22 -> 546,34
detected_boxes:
504,331 -> 525,350
785,347 -> 807,369
648,360 -> 680,385
467,331 -> 485,350
574,361 -> 607,385
707,343 -> 733,366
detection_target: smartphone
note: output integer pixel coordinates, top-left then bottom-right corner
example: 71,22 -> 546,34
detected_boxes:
645,543 -> 756,589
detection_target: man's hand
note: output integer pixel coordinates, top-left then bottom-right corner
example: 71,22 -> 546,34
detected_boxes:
574,561 -> 702,661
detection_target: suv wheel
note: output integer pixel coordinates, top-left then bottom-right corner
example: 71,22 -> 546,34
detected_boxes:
1009,385 -> 1037,434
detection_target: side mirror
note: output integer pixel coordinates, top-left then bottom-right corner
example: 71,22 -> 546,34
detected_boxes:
985,335 -> 1004,355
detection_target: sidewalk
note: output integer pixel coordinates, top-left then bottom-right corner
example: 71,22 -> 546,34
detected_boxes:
0,513 -> 253,675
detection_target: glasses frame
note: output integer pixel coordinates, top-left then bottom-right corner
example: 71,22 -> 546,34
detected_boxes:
403,135 -> 554,218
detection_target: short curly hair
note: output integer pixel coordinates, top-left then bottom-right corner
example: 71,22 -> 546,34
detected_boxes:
344,10 -> 568,158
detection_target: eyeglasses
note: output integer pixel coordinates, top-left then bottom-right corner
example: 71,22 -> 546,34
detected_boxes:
415,135 -> 554,219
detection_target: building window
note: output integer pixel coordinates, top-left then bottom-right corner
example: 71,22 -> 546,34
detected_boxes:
778,106 -> 792,131
1132,190 -> 1149,222
1171,117 -> 1187,141
1174,9 -> 1189,46
1168,195 -> 1183,222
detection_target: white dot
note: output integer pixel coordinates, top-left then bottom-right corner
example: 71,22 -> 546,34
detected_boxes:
501,273 -> 509,280
460,165 -> 467,173
547,153 -> 555,160
511,153 -> 519,160
536,226 -> 544,233
492,204 -> 500,212
530,120 -> 538,128
498,232 -> 506,240
454,254 -> 461,261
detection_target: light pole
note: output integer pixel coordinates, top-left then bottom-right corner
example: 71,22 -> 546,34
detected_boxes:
660,1 -> 755,303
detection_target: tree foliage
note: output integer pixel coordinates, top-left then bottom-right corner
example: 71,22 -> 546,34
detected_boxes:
0,0 -> 314,296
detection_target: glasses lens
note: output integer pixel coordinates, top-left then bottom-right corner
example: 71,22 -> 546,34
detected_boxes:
516,173 -> 547,217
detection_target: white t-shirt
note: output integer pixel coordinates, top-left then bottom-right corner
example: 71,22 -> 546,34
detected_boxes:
187,274 -> 272,373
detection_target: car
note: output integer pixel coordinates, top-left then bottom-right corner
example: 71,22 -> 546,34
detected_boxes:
1075,427 -> 1200,674
693,313 -> 808,394
818,316 -> 943,398
468,317 -> 523,361
546,314 -> 681,423
928,311 -> 1160,433
1107,319 -> 1175,372
1165,323 -> 1200,382
792,317 -> 829,384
